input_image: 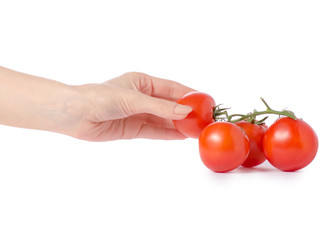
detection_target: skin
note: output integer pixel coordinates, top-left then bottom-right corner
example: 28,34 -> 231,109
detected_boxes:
0,66 -> 195,141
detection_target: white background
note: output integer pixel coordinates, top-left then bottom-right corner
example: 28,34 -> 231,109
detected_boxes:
0,0 -> 335,239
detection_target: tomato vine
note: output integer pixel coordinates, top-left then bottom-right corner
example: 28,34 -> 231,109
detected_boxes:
213,97 -> 297,125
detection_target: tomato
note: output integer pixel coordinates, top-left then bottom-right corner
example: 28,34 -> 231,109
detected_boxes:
236,121 -> 267,168
173,92 -> 216,138
263,117 -> 318,172
199,122 -> 250,172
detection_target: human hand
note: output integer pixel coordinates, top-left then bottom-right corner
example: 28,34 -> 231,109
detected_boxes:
72,72 -> 194,141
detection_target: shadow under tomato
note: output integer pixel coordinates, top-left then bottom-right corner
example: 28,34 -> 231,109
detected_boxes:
206,161 -> 305,175
234,165 -> 278,173
204,161 -> 305,186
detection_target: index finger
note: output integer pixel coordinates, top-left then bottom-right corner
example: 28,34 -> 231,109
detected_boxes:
150,75 -> 196,100
137,74 -> 196,101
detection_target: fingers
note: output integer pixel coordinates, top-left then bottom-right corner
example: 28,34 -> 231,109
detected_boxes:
139,114 -> 175,129
116,115 -> 186,140
135,124 -> 187,140
147,74 -> 196,101
111,72 -> 196,101
133,92 -> 193,120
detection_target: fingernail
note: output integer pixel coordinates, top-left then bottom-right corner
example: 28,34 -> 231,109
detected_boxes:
174,105 -> 193,115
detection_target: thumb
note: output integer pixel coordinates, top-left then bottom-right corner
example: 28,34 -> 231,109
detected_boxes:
134,93 -> 192,120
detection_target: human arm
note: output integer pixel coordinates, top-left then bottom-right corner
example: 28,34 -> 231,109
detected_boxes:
0,66 -> 83,136
0,67 -> 194,141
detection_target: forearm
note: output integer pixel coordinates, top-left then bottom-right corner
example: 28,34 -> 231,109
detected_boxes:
0,66 -> 83,136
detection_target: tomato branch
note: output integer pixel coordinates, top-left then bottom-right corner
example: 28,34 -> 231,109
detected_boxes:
213,97 -> 297,125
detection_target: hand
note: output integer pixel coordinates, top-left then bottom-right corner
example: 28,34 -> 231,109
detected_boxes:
72,72 -> 194,141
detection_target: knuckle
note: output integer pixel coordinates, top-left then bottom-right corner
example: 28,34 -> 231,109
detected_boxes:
123,71 -> 148,80
124,72 -> 153,94
120,92 -> 138,115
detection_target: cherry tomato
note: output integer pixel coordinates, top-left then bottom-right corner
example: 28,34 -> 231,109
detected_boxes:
263,117 -> 318,172
236,121 -> 267,168
199,122 -> 250,172
173,92 -> 216,138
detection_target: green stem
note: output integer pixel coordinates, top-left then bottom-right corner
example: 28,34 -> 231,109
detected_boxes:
213,97 -> 297,124
260,97 -> 272,110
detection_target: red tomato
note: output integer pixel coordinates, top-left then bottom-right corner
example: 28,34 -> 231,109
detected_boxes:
199,122 -> 250,172
173,92 -> 216,138
236,121 -> 267,168
263,117 -> 318,172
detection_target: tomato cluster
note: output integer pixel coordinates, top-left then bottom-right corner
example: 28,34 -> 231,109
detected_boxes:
173,92 -> 319,173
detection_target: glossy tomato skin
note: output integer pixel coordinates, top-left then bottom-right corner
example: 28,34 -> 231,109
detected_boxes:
173,92 -> 215,138
236,121 -> 267,168
199,122 -> 250,173
263,117 -> 318,172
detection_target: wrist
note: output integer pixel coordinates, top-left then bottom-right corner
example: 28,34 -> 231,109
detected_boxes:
47,84 -> 85,137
